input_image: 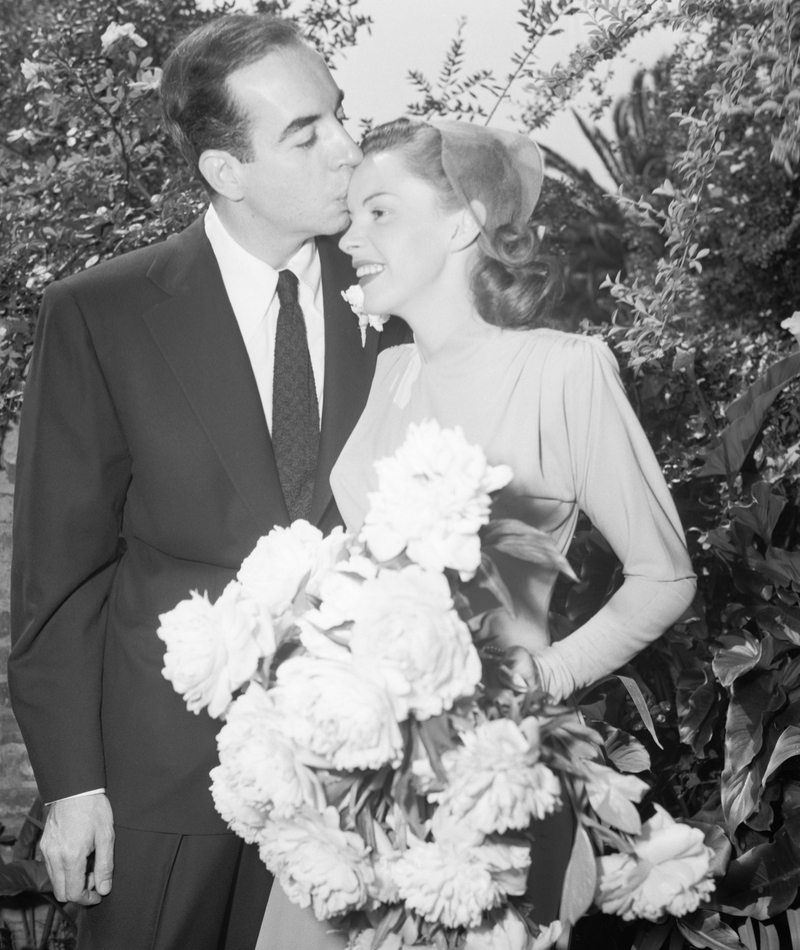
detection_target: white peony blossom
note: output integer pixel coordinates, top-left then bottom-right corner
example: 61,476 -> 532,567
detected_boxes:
392,818 -> 530,929
328,564 -> 482,719
237,522 -> 348,628
361,420 -> 513,580
271,654 -> 405,770
341,284 -> 389,346
464,908 -> 564,950
158,581 -> 274,718
304,565 -> 367,632
433,718 -> 561,835
211,683 -> 325,835
209,766 -> 268,844
596,805 -> 715,921
100,21 -> 147,54
259,806 -> 374,919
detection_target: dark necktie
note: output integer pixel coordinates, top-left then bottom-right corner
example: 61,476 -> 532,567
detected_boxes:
271,269 -> 320,521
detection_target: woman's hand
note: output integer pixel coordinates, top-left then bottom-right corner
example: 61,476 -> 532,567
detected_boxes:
504,645 -> 542,693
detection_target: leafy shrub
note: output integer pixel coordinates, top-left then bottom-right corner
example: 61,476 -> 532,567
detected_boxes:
3,1 -> 800,947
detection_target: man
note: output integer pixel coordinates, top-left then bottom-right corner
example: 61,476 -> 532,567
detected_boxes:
8,14 -> 403,949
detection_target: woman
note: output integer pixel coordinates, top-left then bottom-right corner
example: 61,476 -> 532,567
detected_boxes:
257,118 -> 696,948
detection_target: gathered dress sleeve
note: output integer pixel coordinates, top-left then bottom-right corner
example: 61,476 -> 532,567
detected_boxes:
531,335 -> 696,701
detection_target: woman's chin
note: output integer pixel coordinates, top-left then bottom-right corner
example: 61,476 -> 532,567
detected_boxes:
362,290 -> 390,316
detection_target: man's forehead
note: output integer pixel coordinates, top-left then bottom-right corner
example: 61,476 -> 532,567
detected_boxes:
228,43 -> 336,100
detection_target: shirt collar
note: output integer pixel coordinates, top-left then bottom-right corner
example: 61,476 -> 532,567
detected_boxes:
203,203 -> 321,339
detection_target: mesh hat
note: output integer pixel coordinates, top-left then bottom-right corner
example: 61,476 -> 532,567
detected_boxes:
430,120 -> 544,244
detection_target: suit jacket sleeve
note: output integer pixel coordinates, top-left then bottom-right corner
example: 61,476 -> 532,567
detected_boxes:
9,280 -> 132,802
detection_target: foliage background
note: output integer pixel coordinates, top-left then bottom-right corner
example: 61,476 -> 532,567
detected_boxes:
1,0 -> 799,948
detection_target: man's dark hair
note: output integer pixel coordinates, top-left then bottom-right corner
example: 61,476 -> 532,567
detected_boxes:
160,14 -> 304,185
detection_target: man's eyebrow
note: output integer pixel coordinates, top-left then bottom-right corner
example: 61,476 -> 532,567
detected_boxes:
278,90 -> 346,143
278,113 -> 319,143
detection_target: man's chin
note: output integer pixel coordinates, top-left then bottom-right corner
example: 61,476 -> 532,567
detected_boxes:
316,209 -> 351,238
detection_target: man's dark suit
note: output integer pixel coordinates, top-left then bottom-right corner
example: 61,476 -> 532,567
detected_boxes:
8,216 -> 401,941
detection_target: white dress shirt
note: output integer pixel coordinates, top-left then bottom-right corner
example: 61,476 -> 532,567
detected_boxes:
51,207 -> 327,806
204,203 -> 326,430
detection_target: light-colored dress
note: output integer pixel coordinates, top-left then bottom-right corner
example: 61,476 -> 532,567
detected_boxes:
256,319 -> 696,949
331,319 -> 695,701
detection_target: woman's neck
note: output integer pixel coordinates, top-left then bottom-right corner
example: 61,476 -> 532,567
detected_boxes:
400,259 -> 484,361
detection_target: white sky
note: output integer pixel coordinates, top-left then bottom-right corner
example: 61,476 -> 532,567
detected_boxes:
326,0 -> 679,188
212,0 -> 680,189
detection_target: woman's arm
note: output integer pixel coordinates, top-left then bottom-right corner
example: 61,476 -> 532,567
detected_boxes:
531,335 -> 696,701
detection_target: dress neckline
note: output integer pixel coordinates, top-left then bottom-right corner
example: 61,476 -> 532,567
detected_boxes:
416,313 -> 503,366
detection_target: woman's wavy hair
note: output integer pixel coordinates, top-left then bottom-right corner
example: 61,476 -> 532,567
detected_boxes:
360,118 -> 563,330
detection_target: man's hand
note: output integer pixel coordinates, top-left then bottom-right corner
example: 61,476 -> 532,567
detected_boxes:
41,793 -> 115,905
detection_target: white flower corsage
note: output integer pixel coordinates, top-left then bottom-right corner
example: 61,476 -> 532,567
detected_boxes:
342,285 -> 389,347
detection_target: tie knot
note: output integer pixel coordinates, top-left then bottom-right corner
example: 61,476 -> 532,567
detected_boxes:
277,269 -> 299,306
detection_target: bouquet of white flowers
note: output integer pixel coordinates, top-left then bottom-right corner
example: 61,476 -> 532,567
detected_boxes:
159,420 -> 716,950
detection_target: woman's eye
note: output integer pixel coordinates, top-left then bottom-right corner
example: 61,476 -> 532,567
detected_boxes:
371,208 -> 387,220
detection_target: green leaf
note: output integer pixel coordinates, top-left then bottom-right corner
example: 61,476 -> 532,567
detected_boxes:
754,605 -> 800,647
761,547 -> 800,586
728,483 -> 786,545
604,727 -> 651,773
698,352 -> 800,477
758,922 -> 780,950
786,907 -> 800,950
677,666 -> 719,757
475,552 -> 515,616
677,910 -> 746,949
482,518 -> 577,580
762,725 -> 800,785
712,632 -> 762,689
713,828 -> 800,919
0,858 -> 52,896
416,715 -> 456,783
737,918 -> 757,950
586,774 -> 643,834
13,797 -> 45,862
616,673 -> 663,749
558,823 -> 597,926
783,781 -> 800,852
372,904 -> 406,950
684,820 -> 732,878
632,921 -> 673,950
721,672 -> 782,830
721,765 -> 760,836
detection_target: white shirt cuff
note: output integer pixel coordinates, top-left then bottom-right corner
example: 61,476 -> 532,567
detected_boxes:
46,788 -> 106,806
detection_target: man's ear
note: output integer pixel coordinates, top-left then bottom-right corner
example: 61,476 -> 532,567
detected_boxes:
198,149 -> 244,201
451,201 -> 484,251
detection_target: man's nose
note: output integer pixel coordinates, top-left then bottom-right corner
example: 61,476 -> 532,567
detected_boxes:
333,125 -> 363,168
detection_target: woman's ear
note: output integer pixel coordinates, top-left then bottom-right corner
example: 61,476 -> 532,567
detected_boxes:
451,200 -> 484,251
198,149 -> 244,201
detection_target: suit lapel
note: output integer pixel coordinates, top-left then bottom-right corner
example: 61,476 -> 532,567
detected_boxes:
309,237 -> 378,526
142,219 -> 290,533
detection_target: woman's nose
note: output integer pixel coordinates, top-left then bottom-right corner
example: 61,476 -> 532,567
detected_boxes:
338,224 -> 361,255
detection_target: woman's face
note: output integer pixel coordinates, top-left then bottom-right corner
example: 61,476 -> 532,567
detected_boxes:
339,150 -> 462,317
